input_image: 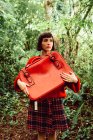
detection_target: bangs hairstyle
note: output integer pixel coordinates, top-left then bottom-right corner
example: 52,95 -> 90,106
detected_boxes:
37,32 -> 55,51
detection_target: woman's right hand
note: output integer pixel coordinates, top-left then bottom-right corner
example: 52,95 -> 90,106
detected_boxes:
17,79 -> 30,95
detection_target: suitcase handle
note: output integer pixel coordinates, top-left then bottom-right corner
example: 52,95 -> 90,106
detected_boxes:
26,54 -> 62,70
50,55 -> 62,69
26,57 -> 42,69
21,69 -> 35,86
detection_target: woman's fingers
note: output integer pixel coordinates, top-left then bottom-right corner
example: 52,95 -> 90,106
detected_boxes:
60,72 -> 78,83
22,84 -> 29,95
17,79 -> 30,95
25,86 -> 29,95
60,72 -> 70,79
26,83 -> 30,87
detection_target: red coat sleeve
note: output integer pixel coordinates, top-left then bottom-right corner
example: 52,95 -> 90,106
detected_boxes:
14,56 -> 36,92
58,51 -> 81,93
14,73 -> 21,92
26,56 -> 36,66
66,76 -> 81,93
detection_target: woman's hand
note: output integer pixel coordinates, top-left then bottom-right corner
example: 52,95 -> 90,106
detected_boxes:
60,72 -> 78,83
17,79 -> 30,95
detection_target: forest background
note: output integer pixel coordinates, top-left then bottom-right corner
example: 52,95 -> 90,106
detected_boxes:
0,0 -> 93,139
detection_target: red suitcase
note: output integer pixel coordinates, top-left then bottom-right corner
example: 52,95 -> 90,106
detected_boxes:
19,51 -> 73,100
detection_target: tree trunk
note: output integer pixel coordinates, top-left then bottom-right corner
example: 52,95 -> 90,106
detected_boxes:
44,0 -> 53,20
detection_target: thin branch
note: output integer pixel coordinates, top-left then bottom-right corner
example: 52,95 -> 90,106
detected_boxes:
75,3 -> 93,36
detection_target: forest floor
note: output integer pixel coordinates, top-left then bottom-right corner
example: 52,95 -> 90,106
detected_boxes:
0,105 -> 69,140
0,106 -> 64,140
0,107 -> 37,140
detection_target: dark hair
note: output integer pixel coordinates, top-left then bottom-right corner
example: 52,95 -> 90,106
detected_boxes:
37,32 -> 55,51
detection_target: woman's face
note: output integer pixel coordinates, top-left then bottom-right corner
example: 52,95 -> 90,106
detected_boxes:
41,37 -> 53,52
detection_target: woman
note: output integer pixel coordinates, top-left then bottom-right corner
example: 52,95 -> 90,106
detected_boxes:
14,32 -> 81,140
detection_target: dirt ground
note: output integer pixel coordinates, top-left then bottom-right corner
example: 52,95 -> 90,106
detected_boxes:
0,107 -> 38,140
0,106 -> 63,140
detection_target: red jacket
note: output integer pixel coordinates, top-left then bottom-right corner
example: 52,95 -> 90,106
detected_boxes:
14,55 -> 81,99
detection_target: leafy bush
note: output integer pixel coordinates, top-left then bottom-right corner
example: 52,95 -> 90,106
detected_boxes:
59,84 -> 93,140
0,0 -> 26,122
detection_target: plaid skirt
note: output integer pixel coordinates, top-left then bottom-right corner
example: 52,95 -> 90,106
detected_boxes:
27,98 -> 68,135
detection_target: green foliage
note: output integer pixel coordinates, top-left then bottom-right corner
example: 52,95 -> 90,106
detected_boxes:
75,45 -> 93,92
0,0 -> 25,121
0,92 -> 21,121
60,86 -> 93,140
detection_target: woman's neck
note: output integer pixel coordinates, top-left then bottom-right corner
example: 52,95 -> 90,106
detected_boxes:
41,50 -> 51,56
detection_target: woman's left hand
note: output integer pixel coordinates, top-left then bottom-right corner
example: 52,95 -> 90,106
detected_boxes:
60,72 -> 78,83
